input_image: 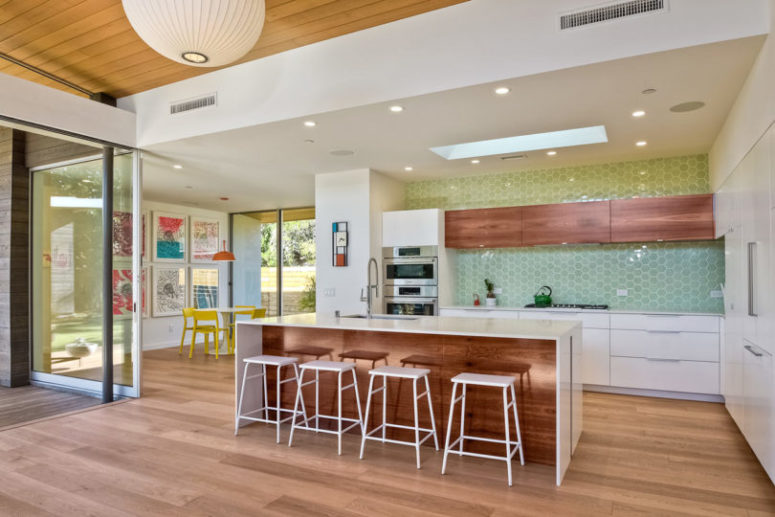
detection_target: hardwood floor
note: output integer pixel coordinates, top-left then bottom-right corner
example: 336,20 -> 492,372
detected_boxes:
0,385 -> 100,430
0,348 -> 773,516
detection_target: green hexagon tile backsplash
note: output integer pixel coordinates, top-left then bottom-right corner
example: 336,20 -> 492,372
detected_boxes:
405,154 -> 725,313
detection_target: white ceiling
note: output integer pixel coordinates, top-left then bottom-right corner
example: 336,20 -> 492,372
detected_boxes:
142,36 -> 764,212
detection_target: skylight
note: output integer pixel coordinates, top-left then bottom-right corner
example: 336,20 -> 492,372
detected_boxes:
430,125 -> 608,160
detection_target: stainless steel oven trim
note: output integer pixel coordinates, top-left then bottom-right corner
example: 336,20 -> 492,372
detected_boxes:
383,285 -> 438,297
383,257 -> 438,286
383,297 -> 438,315
383,246 -> 438,259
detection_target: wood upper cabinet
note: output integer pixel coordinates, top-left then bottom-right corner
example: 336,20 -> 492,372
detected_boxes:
445,207 -> 522,248
610,194 -> 715,243
522,201 -> 610,246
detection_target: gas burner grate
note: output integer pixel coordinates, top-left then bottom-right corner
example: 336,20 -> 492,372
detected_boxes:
524,303 -> 609,310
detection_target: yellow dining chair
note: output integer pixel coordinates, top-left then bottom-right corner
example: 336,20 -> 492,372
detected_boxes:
190,310 -> 226,359
251,308 -> 267,319
179,308 -> 195,355
228,305 -> 256,354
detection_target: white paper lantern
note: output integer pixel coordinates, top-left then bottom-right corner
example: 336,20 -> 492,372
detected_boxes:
122,0 -> 266,67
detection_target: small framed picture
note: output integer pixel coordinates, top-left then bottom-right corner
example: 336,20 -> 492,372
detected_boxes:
190,216 -> 220,262
153,266 -> 187,317
190,266 -> 219,309
153,211 -> 187,262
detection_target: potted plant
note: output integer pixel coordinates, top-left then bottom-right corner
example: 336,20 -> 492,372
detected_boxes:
484,278 -> 497,307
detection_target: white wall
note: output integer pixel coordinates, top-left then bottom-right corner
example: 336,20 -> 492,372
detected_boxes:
143,200 -> 230,349
710,0 -> 775,190
0,73 -> 136,148
119,0 -> 769,148
315,169 -> 404,316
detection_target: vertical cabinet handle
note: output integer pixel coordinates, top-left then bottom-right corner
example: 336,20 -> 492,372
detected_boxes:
747,242 -> 758,317
744,344 -> 763,357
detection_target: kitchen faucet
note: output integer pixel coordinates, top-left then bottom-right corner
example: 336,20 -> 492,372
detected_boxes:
361,257 -> 380,318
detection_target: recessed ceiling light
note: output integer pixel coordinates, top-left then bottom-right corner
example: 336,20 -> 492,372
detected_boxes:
494,87 -> 510,95
471,159 -> 480,164
430,125 -> 608,160
304,139 -> 315,144
546,151 -> 557,156
641,88 -> 657,95
670,101 -> 705,113
389,105 -> 404,113
636,140 -> 647,147
304,120 -> 316,127
632,110 -> 646,117
185,185 -> 193,189
404,166 -> 413,171
173,164 -> 183,169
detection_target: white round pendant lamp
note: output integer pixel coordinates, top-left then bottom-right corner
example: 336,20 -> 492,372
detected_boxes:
122,0 -> 266,67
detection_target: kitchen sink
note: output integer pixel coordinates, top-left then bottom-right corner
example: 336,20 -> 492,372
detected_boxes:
341,314 -> 419,320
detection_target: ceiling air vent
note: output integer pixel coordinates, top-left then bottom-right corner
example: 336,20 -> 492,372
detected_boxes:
169,93 -> 217,115
560,0 -> 666,30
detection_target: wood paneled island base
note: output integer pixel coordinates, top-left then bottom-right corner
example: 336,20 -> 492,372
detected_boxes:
236,314 -> 582,485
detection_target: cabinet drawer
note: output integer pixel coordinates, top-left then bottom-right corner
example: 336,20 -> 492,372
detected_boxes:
519,311 -> 609,329
581,328 -> 610,386
610,313 -> 719,333
611,330 -> 719,362
610,357 -> 719,394
439,309 -> 518,319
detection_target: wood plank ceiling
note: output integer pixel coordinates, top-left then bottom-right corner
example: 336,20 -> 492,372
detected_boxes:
0,0 -> 467,99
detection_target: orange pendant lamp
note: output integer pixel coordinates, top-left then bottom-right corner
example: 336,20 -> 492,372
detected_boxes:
213,240 -> 236,261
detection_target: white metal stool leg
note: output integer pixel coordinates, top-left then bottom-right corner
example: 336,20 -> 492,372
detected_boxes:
425,375 -> 439,450
315,369 -> 320,432
511,384 -> 525,466
359,374 -> 377,459
352,368 -> 364,435
235,362 -> 252,435
458,383 -> 466,453
288,368 -> 305,447
381,375 -> 387,442
503,386 -> 512,486
337,371 -> 343,455
441,382 -> 459,475
412,378 -> 421,469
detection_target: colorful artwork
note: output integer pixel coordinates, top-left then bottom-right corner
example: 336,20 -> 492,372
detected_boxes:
191,217 -> 220,262
112,211 -> 132,258
153,212 -> 186,262
153,266 -> 186,317
112,267 -> 148,319
113,268 -> 133,318
142,212 -> 148,261
190,267 -> 219,308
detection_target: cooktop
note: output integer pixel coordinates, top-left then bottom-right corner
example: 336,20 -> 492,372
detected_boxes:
523,303 -> 609,310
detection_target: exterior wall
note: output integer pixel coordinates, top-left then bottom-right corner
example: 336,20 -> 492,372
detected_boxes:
0,128 -> 29,386
406,154 -> 724,313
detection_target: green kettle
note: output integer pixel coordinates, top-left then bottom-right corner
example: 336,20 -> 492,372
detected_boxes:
534,285 -> 552,308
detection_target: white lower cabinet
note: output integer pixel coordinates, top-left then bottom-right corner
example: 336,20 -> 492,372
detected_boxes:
742,340 -> 774,480
581,328 -> 610,386
610,357 -> 719,394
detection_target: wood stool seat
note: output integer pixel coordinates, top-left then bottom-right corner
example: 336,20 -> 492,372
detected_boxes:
339,349 -> 389,369
401,354 -> 443,367
286,346 -> 334,360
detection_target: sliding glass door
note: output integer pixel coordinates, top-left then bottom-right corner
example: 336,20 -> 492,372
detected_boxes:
231,208 -> 315,316
30,148 -> 141,397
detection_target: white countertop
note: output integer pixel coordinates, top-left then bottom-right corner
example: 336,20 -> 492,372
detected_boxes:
239,313 -> 580,340
441,305 -> 723,317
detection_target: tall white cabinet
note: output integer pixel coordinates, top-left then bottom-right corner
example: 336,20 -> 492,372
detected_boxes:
716,123 -> 775,483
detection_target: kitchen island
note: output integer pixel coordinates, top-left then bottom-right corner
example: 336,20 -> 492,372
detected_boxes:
235,313 -> 582,486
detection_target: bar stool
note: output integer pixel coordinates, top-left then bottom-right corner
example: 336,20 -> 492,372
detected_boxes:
441,373 -> 525,486
338,349 -> 389,369
288,360 -> 364,455
360,366 -> 439,469
235,355 -> 307,443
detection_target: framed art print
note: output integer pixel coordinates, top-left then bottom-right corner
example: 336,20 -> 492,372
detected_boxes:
153,266 -> 186,317
190,216 -> 220,262
112,267 -> 134,319
112,210 -> 133,259
153,211 -> 187,262
190,266 -> 219,309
